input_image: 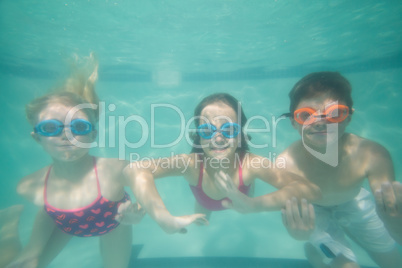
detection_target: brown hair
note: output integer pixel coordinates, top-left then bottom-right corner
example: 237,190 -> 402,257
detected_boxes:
288,72 -> 353,113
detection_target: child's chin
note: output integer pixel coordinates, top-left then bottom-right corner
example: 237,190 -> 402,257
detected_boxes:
54,150 -> 89,162
209,149 -> 231,158
304,136 -> 339,150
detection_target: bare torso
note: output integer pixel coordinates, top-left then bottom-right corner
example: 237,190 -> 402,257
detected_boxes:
279,133 -> 379,206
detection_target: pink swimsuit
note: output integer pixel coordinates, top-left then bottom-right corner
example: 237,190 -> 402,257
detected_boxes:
190,155 -> 251,211
44,158 -> 130,237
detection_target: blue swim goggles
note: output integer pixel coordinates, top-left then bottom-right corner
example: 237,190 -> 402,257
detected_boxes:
34,119 -> 93,137
197,122 -> 241,139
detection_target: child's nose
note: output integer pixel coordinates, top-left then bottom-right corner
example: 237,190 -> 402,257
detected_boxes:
214,131 -> 224,140
60,127 -> 72,140
312,120 -> 327,130
213,131 -> 226,143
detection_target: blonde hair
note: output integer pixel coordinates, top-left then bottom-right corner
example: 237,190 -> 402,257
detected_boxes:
26,53 -> 100,126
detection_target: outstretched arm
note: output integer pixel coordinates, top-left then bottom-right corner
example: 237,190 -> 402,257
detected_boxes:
215,170 -> 320,213
254,169 -> 321,212
215,154 -> 321,213
123,157 -> 208,234
366,142 -> 402,244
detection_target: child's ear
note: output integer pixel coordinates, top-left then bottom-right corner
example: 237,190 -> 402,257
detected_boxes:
345,115 -> 352,124
31,132 -> 41,143
290,119 -> 298,129
350,108 -> 355,120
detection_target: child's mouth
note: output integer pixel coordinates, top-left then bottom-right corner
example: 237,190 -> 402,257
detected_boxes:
210,145 -> 229,152
58,143 -> 75,149
311,131 -> 328,135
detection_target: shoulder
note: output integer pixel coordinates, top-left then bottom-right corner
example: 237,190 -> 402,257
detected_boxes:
96,157 -> 128,171
360,137 -> 389,155
174,153 -> 197,166
17,166 -> 49,205
346,133 -> 391,160
276,141 -> 303,173
96,157 -> 129,185
154,153 -> 198,173
168,153 -> 199,170
343,134 -> 393,175
177,153 -> 199,181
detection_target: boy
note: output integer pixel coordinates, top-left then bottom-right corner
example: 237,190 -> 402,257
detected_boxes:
279,72 -> 401,268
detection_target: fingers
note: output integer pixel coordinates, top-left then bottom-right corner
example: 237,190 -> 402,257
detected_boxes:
298,198 -> 315,229
283,197 -> 315,229
383,182 -> 397,212
301,199 -> 309,227
281,208 -> 287,227
133,202 -> 146,216
136,202 -> 144,212
214,172 -> 227,192
116,201 -> 146,224
221,199 -> 233,209
214,171 -> 237,193
376,181 -> 402,216
115,214 -> 123,222
214,179 -> 226,193
374,186 -> 385,207
116,201 -> 133,222
221,171 -> 236,191
284,199 -> 295,227
392,181 -> 402,213
307,203 -> 315,229
116,203 -> 127,222
380,182 -> 397,215
173,213 -> 209,233
291,197 -> 302,225
117,200 -> 132,214
194,215 -> 209,226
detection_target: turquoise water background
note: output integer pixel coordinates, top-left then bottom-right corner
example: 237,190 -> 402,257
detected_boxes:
1,1 -> 401,267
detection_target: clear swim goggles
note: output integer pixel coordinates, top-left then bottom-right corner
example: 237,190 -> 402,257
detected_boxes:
34,119 -> 93,136
284,104 -> 350,125
197,122 -> 240,139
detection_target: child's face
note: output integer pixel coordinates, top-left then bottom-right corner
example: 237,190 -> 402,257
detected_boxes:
291,92 -> 351,150
31,103 -> 96,162
199,102 -> 240,160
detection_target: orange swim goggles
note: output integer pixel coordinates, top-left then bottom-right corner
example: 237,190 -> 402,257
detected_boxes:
289,104 -> 350,125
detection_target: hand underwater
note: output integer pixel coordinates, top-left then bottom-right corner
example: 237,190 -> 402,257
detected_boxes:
281,197 -> 315,241
214,171 -> 252,213
115,201 -> 146,225
374,181 -> 402,244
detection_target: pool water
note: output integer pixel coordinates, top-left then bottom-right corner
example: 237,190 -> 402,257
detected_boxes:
1,1 -> 401,267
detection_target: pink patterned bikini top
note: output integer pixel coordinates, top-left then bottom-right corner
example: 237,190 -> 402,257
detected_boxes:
189,154 -> 251,211
44,157 -> 130,237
